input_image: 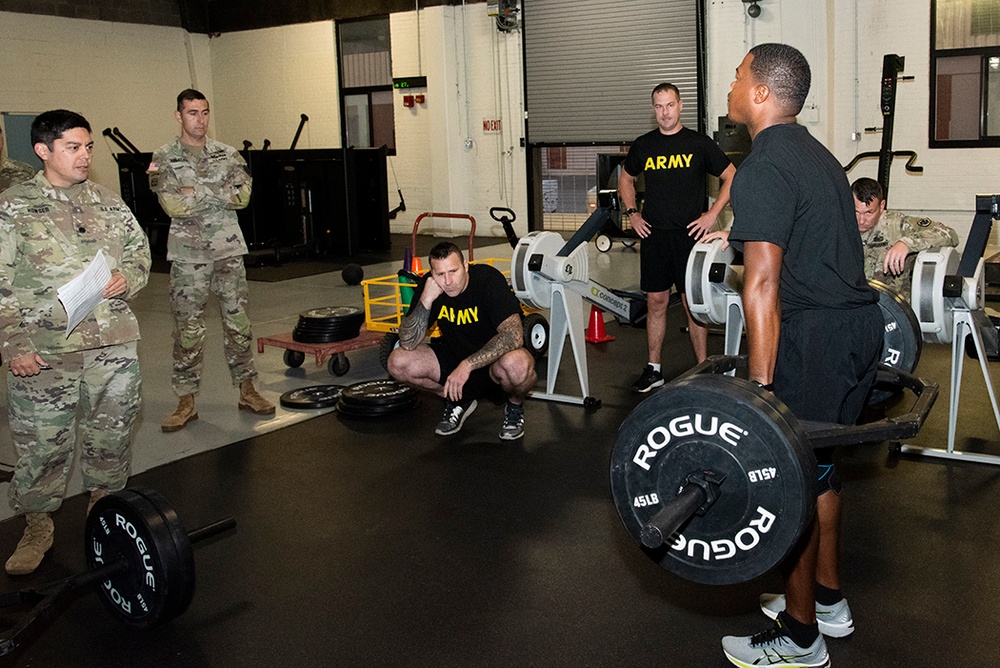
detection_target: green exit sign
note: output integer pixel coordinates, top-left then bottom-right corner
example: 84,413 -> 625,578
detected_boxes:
393,76 -> 427,89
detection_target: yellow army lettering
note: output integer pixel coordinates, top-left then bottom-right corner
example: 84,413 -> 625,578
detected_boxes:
437,305 -> 480,325
644,154 -> 693,170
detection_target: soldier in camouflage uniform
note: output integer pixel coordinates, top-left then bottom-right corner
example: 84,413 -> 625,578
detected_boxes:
149,89 -> 273,432
0,110 -> 150,575
853,177 -> 959,300
0,125 -> 35,194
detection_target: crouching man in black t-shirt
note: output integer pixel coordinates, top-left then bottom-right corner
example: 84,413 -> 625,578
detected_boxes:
388,242 -> 537,440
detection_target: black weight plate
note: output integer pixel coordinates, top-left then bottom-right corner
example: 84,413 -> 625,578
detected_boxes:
131,488 -> 196,622
610,374 -> 816,586
336,396 -> 419,418
337,388 -> 418,409
280,384 -> 346,409
294,316 -> 364,331
291,328 -> 362,344
298,306 -> 364,322
870,280 -> 922,404
85,489 -> 195,630
337,394 -> 420,413
340,380 -> 417,407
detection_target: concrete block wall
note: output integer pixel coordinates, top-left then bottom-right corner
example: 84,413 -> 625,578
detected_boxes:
208,22 -> 342,151
705,0 -> 1000,241
0,11 -> 206,189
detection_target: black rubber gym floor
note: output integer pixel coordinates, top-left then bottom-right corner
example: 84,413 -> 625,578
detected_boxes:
2,304 -> 999,666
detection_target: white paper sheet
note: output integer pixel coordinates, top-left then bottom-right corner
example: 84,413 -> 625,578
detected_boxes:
57,249 -> 112,337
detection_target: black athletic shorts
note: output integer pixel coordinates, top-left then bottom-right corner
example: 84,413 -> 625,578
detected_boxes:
639,228 -> 696,294
773,303 -> 882,495
431,343 -> 505,403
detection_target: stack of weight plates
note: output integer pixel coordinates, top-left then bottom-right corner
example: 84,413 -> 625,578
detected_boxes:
292,307 -> 365,343
336,379 -> 419,418
279,385 -> 346,410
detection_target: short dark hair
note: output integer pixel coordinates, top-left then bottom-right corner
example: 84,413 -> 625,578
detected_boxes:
651,82 -> 681,101
177,88 -> 208,112
748,43 -> 811,115
851,177 -> 884,205
31,110 -> 91,149
429,242 -> 464,264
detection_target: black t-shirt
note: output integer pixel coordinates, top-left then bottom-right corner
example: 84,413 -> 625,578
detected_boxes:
622,127 -> 732,231
728,123 -> 876,314
412,264 -> 522,359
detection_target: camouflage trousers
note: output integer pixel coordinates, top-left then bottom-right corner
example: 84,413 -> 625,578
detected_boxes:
7,342 -> 140,513
169,256 -> 257,396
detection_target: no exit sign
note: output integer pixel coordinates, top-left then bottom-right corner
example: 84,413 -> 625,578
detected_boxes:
482,119 -> 502,133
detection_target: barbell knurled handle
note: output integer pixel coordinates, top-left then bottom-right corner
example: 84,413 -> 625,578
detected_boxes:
639,484 -> 707,549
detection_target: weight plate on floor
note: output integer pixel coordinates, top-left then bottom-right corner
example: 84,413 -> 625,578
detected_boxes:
280,385 -> 347,409
610,374 -> 816,586
85,489 -> 195,630
336,396 -> 419,418
340,380 -> 417,407
298,306 -> 364,323
870,280 -> 922,404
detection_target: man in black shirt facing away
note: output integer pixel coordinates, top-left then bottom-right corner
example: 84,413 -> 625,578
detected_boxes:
706,43 -> 881,668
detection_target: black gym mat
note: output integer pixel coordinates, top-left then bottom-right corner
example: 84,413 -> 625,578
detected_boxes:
1,307 -> 998,666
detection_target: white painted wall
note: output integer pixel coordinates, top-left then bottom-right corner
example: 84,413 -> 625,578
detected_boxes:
704,0 -> 1000,242
207,22 -> 342,150
0,11 -> 208,186
1,2 -> 994,244
388,5 -> 528,241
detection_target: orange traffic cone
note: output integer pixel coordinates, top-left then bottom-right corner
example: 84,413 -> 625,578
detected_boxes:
585,305 -> 615,343
411,257 -> 423,273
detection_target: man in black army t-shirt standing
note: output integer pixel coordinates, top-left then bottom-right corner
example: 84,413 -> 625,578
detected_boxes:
388,242 -> 537,440
619,83 -> 736,392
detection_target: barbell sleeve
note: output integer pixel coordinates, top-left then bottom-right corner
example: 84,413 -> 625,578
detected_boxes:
639,484 -> 706,549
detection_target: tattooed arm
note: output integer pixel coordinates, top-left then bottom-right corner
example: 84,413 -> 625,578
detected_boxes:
441,313 -> 523,401
398,300 -> 432,350
464,313 -> 524,370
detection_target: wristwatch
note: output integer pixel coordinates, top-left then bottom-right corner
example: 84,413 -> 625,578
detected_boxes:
625,208 -> 639,217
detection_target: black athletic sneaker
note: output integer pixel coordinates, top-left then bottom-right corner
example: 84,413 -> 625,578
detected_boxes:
630,365 -> 664,393
435,399 -> 477,436
499,402 -> 525,441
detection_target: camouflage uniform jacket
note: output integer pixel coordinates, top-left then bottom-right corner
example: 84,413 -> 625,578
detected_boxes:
148,137 -> 252,262
861,209 -> 959,276
0,156 -> 35,194
0,172 -> 151,359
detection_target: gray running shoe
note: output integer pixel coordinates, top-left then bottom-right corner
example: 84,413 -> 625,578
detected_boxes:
722,619 -> 830,668
760,593 -> 854,638
499,401 -> 525,440
435,399 -> 477,436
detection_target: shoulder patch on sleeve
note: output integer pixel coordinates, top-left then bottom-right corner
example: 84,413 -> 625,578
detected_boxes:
147,162 -> 159,173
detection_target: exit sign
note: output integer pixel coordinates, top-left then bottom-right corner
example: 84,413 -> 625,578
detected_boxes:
393,76 -> 427,89
483,119 -> 502,133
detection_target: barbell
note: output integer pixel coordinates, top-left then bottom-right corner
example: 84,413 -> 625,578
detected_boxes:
0,488 -> 235,655
610,356 -> 937,586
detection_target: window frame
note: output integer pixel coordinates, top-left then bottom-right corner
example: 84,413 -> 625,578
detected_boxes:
336,17 -> 397,155
929,1 -> 1000,148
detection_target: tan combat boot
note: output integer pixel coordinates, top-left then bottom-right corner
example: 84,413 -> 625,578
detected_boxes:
238,379 -> 275,415
87,489 -> 109,515
5,513 -> 54,576
162,394 -> 198,432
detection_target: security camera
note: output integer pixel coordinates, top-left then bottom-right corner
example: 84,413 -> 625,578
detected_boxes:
742,0 -> 761,18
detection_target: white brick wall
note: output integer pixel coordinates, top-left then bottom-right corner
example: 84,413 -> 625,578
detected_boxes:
705,0 -> 1000,243
0,11 -> 205,191
3,2 -> 992,244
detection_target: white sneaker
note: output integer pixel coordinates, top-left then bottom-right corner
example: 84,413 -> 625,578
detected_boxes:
760,593 -> 854,638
